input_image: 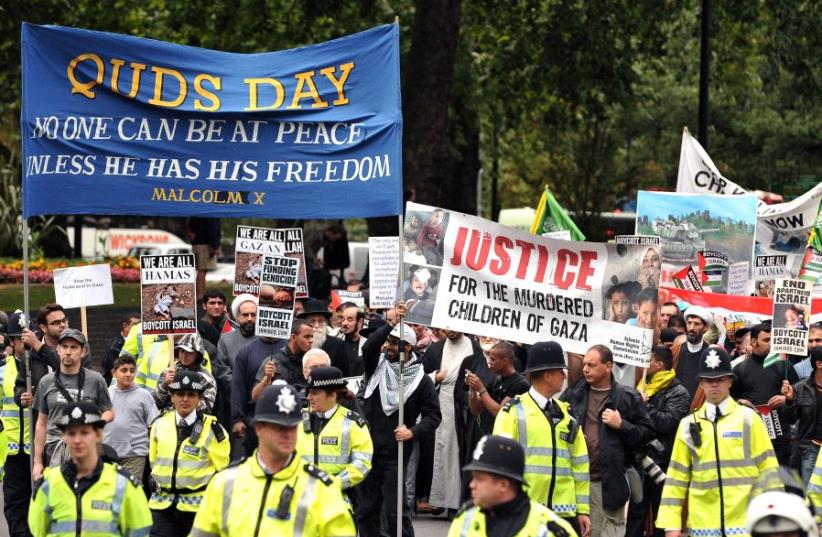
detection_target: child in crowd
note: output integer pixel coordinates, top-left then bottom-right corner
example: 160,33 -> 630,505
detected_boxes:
103,355 -> 159,482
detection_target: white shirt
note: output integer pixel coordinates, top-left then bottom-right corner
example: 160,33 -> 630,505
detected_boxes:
529,387 -> 550,410
175,411 -> 197,426
316,405 -> 338,419
704,396 -> 733,422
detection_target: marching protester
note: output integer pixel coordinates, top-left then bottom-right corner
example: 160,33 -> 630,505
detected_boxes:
673,306 -> 712,398
250,319 -> 314,395
337,302 -> 367,375
561,344 -> 654,537
31,329 -> 113,479
657,302 -> 680,333
298,366 -> 373,498
148,370 -> 230,537
297,299 -> 351,376
783,346 -> 822,484
3,312 -> 32,537
189,382 -> 356,535
657,346 -> 779,537
494,341 -> 591,537
791,322 -> 822,380
103,313 -> 139,385
358,303 -> 441,537
198,289 -> 231,347
214,294 -> 258,434
154,333 -> 217,414
448,434 -> 578,537
28,401 -> 152,537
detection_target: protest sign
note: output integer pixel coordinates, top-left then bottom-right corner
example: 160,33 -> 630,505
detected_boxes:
140,254 -> 196,335
333,290 -> 366,309
676,128 -> 822,269
615,235 -> 661,247
771,278 -> 812,355
636,191 -> 757,292
726,261 -> 750,296
402,203 -> 656,365
368,237 -> 400,308
755,405 -> 785,441
53,264 -> 113,309
699,250 -> 730,288
21,23 -> 402,219
255,255 -> 299,339
755,255 -> 789,281
671,266 -> 704,292
234,226 -> 307,298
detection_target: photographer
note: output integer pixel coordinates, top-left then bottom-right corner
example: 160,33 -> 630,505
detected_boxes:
627,346 -> 690,537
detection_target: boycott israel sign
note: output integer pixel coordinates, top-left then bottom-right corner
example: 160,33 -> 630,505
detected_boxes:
140,254 -> 197,335
402,203 -> 656,365
234,226 -> 307,298
21,24 -> 402,219
771,278 -> 812,355
255,255 -> 298,339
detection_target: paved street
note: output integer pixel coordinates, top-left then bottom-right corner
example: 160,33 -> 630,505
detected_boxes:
413,513 -> 453,537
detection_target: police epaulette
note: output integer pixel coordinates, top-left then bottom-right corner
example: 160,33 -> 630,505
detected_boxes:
455,500 -> 475,517
346,410 -> 367,428
211,420 -> 226,442
544,520 -> 570,537
114,464 -> 141,487
304,463 -> 334,486
502,397 -> 520,412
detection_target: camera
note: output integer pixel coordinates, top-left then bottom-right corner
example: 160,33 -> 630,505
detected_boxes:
635,439 -> 666,485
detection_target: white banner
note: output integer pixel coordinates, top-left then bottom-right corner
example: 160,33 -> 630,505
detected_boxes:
403,203 -> 655,364
53,264 -> 114,309
368,236 -> 400,308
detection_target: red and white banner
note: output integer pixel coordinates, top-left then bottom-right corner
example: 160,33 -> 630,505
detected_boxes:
663,286 -> 822,325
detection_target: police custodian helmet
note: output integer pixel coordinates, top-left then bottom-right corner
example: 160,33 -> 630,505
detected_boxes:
462,434 -> 526,483
254,382 -> 303,427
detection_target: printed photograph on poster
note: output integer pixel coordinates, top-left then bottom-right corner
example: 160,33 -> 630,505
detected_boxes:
255,255 -> 299,339
140,254 -> 197,335
771,278 -> 812,355
234,226 -> 308,298
403,265 -> 440,326
636,191 -> 757,290
403,206 -> 450,267
368,237 -> 400,309
403,203 -> 657,366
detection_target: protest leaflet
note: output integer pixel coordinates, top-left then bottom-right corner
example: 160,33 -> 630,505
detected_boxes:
234,226 -> 308,298
402,202 -> 656,366
140,254 -> 197,335
368,237 -> 400,309
256,255 -> 299,339
53,264 -> 114,309
726,261 -> 750,296
771,278 -> 812,355
636,191 -> 757,291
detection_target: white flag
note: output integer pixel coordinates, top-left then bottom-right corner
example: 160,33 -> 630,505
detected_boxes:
675,127 -> 748,196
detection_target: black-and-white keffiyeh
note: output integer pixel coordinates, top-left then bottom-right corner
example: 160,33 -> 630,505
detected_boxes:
364,355 -> 424,415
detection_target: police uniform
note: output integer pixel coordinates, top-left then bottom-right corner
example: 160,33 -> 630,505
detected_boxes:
28,401 -> 152,537
448,434 -> 578,537
189,382 -> 356,537
298,367 -> 373,490
149,370 -> 229,537
493,342 -> 589,521
656,347 -> 779,537
120,326 -> 212,392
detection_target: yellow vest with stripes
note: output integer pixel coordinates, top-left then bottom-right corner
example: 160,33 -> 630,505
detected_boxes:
0,355 -> 24,457
448,499 -> 578,537
121,326 -> 212,392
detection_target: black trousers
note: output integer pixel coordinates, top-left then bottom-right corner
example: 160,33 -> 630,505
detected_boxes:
356,449 -> 414,537
4,452 -> 32,537
625,474 -> 664,537
150,506 -> 196,537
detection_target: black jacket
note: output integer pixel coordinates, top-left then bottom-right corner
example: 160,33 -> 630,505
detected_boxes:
561,377 -> 655,510
647,378 -> 690,469
361,323 -> 441,452
783,375 -> 821,467
14,344 -> 59,406
274,346 -> 307,393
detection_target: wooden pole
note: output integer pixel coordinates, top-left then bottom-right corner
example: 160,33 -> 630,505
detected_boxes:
80,306 -> 88,337
396,212 -> 405,537
22,218 -> 34,483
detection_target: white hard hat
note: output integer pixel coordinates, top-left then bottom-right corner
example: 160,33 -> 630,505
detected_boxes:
747,491 -> 817,537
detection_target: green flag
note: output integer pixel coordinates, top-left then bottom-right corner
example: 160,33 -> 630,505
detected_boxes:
799,198 -> 822,284
530,188 -> 586,241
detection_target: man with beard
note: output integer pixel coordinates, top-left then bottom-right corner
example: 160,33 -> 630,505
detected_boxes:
298,299 -> 351,376
215,295 -> 258,431
422,329 -> 485,515
674,306 -> 712,399
732,323 -> 797,465
337,302 -> 366,376
357,305 -> 441,537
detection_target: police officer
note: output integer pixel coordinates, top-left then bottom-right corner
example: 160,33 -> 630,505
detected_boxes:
189,382 -> 356,536
148,370 -> 229,537
28,401 -> 152,537
657,346 -> 779,537
2,312 -> 27,537
298,366 -> 373,494
493,341 -> 591,537
448,434 -> 578,537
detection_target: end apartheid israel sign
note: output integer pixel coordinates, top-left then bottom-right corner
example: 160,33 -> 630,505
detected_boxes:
21,23 -> 402,219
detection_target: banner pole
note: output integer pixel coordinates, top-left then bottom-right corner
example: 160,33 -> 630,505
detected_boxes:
22,217 -> 34,483
397,211 -> 405,537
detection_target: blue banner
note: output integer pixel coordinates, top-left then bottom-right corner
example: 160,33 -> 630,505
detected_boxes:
21,23 -> 402,219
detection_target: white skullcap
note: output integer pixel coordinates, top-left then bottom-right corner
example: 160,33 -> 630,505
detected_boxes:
389,323 -> 418,347
684,305 -> 713,326
231,293 -> 258,320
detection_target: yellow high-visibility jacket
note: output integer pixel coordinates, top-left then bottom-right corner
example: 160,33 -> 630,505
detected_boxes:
493,394 -> 590,517
448,497 -> 578,537
148,411 -> 229,512
297,405 -> 373,490
656,398 -> 778,537
0,355 -> 22,461
189,450 -> 356,537
121,326 -> 211,392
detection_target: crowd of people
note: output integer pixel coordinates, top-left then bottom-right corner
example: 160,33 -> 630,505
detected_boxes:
0,288 -> 819,537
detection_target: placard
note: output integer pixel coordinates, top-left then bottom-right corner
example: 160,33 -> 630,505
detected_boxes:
368,236 -> 400,308
53,264 -> 114,308
771,278 -> 812,355
754,255 -> 789,281
255,255 -> 299,339
234,226 -> 308,298
140,254 -> 197,335
726,261 -> 750,296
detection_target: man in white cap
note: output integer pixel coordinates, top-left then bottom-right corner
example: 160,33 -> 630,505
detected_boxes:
674,306 -> 712,399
